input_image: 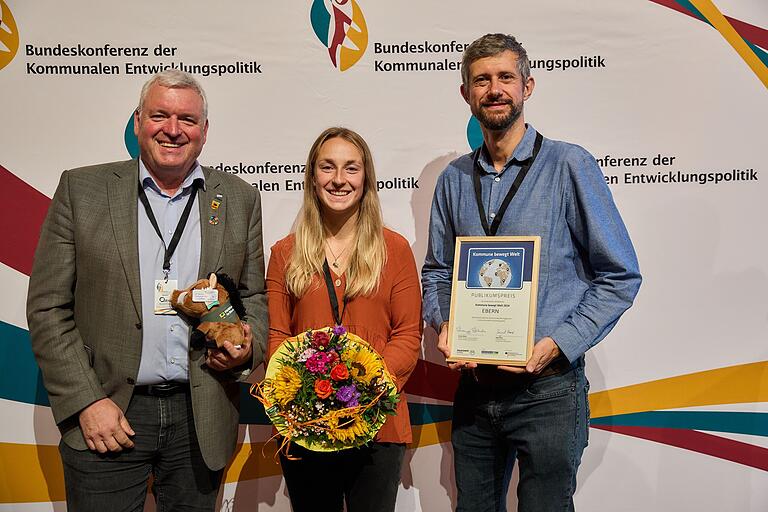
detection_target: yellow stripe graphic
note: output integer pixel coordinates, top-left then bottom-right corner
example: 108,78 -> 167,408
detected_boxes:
222,441 -> 283,483
590,361 -> 768,418
4,361 -> 764,502
0,441 -> 282,502
690,0 -> 768,88
409,420 -> 452,449
0,443 -> 64,503
0,427 -> 455,504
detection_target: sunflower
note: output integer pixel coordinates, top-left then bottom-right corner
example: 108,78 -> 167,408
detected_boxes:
327,413 -> 371,443
271,365 -> 302,405
343,344 -> 381,385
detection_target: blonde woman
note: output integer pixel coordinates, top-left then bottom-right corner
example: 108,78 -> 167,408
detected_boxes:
266,127 -> 422,511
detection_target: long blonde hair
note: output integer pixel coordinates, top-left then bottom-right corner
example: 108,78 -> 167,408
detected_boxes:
285,127 -> 386,298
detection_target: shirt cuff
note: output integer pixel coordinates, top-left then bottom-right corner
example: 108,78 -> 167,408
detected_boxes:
424,309 -> 445,334
549,323 -> 589,364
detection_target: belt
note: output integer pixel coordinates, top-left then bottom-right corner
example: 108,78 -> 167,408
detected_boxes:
133,381 -> 190,397
469,355 -> 573,387
537,356 -> 572,377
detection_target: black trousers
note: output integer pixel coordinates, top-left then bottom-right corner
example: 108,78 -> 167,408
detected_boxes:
279,442 -> 406,512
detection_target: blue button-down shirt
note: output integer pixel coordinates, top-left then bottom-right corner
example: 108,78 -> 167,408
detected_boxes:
422,124 -> 641,363
136,161 -> 204,384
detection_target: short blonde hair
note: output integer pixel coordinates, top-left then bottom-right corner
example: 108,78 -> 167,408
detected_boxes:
138,69 -> 208,122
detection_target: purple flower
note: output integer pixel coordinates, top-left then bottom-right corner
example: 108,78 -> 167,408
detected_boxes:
332,325 -> 347,336
336,384 -> 361,407
305,353 -> 329,374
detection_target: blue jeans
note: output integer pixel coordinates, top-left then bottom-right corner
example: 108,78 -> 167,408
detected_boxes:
59,392 -> 223,512
279,442 -> 405,512
452,366 -> 589,512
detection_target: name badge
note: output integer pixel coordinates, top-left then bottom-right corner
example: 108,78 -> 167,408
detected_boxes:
154,279 -> 178,315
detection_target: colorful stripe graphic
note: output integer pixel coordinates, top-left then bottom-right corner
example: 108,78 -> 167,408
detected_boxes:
1,173 -> 765,504
590,361 -> 768,471
649,0 -> 768,87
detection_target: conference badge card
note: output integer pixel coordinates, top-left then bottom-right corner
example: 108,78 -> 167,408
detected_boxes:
447,236 -> 540,365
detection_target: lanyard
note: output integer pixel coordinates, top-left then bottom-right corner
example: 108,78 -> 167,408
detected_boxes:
137,178 -> 202,279
472,131 -> 543,236
322,260 -> 348,326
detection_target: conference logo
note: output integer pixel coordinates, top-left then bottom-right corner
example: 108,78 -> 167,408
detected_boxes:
310,0 -> 368,71
0,0 -> 19,71
124,113 -> 139,158
466,116 -> 483,150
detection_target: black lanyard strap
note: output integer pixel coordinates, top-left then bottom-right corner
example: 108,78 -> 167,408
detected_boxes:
322,259 -> 348,326
138,178 -> 202,276
473,131 -> 543,236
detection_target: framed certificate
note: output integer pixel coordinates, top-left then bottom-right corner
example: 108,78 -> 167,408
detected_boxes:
446,236 -> 541,365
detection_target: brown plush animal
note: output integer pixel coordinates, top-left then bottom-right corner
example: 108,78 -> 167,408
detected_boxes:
170,273 -> 246,348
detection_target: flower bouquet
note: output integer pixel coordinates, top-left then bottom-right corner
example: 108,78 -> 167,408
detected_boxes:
254,325 -> 399,452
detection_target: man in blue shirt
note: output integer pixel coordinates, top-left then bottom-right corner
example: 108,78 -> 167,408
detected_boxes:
422,33 -> 641,511
27,70 -> 267,511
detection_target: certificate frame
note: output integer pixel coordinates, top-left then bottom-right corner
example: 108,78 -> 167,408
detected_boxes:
446,236 -> 541,366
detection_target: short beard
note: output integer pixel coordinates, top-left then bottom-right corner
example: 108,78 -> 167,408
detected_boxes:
476,101 -> 522,132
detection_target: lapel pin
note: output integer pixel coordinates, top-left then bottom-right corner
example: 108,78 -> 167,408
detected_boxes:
209,215 -> 219,225
211,199 -> 221,210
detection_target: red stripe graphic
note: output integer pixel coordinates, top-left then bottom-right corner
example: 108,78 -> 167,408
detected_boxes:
593,424 -> 768,471
0,165 -> 50,276
649,0 -> 768,50
404,359 -> 459,402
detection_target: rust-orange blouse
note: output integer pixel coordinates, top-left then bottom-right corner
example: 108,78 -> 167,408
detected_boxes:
266,228 -> 423,443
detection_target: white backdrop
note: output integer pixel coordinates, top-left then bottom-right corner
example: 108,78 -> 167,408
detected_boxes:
1,0 -> 766,510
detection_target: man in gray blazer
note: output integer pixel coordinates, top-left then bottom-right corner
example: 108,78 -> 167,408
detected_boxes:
26,70 -> 267,511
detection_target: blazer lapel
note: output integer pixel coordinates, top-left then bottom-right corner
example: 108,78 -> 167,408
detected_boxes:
107,160 -> 142,320
198,167 -> 225,277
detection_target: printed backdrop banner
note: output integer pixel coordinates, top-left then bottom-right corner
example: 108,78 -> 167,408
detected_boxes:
1,0 -> 766,510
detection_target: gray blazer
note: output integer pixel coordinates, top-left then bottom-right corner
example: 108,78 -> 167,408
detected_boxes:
26,159 -> 267,470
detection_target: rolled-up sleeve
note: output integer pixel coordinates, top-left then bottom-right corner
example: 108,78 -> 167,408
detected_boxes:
550,149 -> 642,362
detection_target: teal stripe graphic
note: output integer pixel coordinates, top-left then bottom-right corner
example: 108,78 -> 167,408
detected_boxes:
0,321 -> 49,406
673,0 -> 767,68
745,39 -> 768,67
240,401 -> 454,426
591,411 -> 768,437
239,385 -> 270,424
239,398 -> 454,427
674,0 -> 707,23
408,402 -> 453,425
0,321 -> 272,423
2,318 -> 454,428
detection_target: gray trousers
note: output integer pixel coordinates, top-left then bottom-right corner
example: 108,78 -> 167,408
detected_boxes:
59,392 -> 223,512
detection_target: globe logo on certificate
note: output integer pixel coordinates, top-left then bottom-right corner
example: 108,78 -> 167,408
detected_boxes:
466,248 -> 524,290
478,259 -> 512,288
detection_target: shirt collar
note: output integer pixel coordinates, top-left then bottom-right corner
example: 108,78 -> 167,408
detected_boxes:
139,159 -> 206,198
477,123 -> 537,176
